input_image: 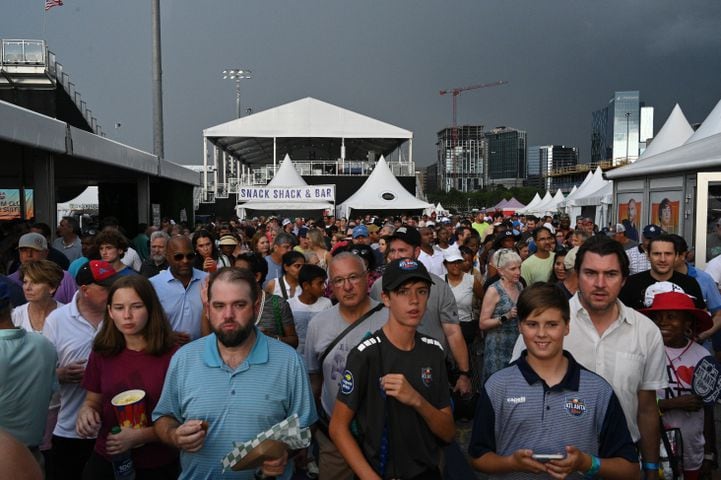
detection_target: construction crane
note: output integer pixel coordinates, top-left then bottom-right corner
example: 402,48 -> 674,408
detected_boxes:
439,80 -> 508,191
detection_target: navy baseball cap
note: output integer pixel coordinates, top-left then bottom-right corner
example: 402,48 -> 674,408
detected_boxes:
383,257 -> 434,291
642,224 -> 663,239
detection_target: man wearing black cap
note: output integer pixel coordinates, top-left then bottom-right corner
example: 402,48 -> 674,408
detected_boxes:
370,226 -> 471,395
43,260 -> 119,480
330,258 -> 454,479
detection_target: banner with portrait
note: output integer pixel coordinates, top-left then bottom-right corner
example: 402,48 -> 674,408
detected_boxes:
617,193 -> 642,242
0,189 -> 33,220
650,191 -> 681,234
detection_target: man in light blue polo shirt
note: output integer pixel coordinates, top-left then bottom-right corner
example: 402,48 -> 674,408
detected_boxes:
149,236 -> 207,343
153,267 -> 317,480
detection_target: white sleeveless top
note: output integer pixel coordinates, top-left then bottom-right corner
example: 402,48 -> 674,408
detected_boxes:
448,273 -> 475,323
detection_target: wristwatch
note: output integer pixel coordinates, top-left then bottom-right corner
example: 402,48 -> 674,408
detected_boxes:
457,370 -> 471,378
500,315 -> 508,323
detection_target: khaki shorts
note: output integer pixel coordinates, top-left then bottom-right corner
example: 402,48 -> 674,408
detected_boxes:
315,429 -> 354,480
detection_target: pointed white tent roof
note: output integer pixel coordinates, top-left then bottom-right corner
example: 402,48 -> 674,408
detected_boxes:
519,193 -> 542,214
528,191 -> 553,215
436,202 -> 449,214
267,154 -> 308,186
537,189 -> 565,214
236,155 -> 333,213
638,104 -> 693,160
558,171 -> 592,208
685,98 -> 721,144
338,156 -> 432,216
572,168 -> 606,200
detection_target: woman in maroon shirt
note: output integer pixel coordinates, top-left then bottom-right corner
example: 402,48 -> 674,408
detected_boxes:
76,275 -> 179,479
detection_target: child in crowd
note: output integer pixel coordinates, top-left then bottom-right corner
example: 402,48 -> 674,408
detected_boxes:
469,283 -> 638,479
288,264 -> 332,357
641,291 -> 717,480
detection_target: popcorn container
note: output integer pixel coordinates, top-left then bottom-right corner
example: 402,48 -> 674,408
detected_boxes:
111,389 -> 148,429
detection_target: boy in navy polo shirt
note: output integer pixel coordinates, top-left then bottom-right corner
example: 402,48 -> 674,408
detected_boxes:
469,283 -> 639,479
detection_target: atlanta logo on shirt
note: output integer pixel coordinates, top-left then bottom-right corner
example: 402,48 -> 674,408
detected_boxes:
564,397 -> 587,416
421,367 -> 432,386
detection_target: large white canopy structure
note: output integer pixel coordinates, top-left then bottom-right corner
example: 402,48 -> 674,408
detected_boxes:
235,154 -> 333,217
203,97 -> 413,167
337,156 -> 432,217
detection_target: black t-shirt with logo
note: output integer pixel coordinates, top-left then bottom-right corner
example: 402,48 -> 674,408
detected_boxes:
337,328 -> 450,479
619,270 -> 706,310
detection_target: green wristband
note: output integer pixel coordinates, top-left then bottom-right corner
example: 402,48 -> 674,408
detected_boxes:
583,455 -> 600,478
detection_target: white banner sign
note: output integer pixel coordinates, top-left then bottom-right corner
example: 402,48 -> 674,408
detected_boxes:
237,185 -> 335,202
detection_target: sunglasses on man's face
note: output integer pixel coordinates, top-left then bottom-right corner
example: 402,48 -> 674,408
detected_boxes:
173,252 -> 196,261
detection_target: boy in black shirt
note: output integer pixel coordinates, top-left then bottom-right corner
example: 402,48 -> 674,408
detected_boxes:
330,258 -> 454,479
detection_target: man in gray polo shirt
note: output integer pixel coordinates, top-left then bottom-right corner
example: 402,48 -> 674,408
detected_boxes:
305,252 -> 387,479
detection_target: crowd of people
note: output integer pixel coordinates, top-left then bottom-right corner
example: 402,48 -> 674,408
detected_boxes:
1,209 -> 720,479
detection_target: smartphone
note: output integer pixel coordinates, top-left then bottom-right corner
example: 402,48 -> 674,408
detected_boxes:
532,454 -> 565,463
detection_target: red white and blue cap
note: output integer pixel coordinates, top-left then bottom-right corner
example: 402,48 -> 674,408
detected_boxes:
75,260 -> 119,287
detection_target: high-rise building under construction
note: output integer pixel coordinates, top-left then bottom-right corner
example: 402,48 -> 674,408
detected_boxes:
436,125 -> 486,192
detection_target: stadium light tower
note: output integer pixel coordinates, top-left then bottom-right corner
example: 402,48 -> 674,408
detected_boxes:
222,69 -> 252,118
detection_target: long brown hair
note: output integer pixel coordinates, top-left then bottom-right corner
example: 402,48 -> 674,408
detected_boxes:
93,275 -> 174,357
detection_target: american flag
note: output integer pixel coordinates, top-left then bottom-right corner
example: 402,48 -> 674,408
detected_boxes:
44,0 -> 63,11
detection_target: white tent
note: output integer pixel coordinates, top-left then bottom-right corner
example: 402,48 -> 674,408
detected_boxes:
337,156 -> 432,217
203,97 -> 413,167
558,171 -> 593,210
235,154 -> 333,218
531,189 -> 565,216
565,168 -> 608,226
518,193 -> 542,214
638,104 -> 694,160
436,202 -> 449,215
526,191 -> 553,215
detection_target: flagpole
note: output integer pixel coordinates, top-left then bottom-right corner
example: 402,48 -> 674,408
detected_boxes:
41,1 -> 47,38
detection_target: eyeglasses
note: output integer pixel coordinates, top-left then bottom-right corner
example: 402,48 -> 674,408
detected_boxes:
330,272 -> 367,288
173,252 -> 196,261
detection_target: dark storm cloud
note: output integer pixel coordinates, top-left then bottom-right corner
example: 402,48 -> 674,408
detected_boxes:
3,0 -> 720,168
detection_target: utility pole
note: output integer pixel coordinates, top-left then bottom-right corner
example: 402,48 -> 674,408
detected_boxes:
151,0 -> 164,159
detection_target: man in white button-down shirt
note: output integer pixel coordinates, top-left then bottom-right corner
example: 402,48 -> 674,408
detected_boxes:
513,235 -> 666,479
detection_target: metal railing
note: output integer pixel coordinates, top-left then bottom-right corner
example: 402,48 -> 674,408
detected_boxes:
0,39 -> 104,137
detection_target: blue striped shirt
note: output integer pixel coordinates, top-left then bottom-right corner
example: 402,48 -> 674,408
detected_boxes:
152,329 -> 317,479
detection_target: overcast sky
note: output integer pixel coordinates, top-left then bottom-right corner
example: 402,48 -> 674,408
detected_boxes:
3,0 -> 721,168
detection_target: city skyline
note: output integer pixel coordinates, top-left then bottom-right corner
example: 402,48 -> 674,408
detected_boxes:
2,0 -> 720,168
